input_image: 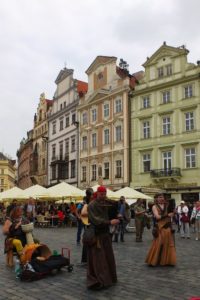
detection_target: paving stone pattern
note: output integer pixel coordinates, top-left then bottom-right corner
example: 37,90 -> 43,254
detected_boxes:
0,225 -> 199,300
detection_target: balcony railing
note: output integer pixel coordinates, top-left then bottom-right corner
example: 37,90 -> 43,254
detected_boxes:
150,168 -> 181,178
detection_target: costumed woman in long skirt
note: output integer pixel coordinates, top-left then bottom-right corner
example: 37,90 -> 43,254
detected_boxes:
145,193 -> 176,266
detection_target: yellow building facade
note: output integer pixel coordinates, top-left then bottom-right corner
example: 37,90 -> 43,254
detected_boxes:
0,153 -> 16,192
131,43 -> 200,203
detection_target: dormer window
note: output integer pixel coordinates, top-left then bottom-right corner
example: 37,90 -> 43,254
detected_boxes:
158,64 -> 172,78
158,67 -> 164,78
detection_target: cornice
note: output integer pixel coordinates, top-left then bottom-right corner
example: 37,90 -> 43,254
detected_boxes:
132,73 -> 200,97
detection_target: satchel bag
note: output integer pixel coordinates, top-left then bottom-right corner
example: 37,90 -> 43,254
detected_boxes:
180,214 -> 189,223
152,225 -> 159,238
82,225 -> 96,246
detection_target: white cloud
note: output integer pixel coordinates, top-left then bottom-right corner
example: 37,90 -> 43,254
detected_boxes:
0,0 -> 200,158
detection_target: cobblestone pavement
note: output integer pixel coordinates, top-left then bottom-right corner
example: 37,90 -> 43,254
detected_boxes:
0,225 -> 200,300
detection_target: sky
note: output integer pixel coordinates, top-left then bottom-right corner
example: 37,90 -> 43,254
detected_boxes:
0,0 -> 200,159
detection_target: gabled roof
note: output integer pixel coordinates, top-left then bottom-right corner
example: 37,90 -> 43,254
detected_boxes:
86,56 -> 117,75
55,67 -> 73,84
77,80 -> 88,98
143,42 -> 189,67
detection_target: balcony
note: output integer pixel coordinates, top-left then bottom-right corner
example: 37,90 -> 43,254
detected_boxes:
150,168 -> 181,180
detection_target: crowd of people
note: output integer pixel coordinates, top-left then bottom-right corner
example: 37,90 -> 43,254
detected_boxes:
1,188 -> 200,290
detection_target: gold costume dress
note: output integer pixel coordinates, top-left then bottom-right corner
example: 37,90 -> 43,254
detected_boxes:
145,204 -> 176,266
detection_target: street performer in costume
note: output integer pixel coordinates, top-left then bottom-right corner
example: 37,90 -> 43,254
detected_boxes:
145,193 -> 176,266
87,186 -> 119,290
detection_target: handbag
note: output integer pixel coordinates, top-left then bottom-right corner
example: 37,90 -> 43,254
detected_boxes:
181,214 -> 189,223
82,225 -> 96,246
152,225 -> 159,238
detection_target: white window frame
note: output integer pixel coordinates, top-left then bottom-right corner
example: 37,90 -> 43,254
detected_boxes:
143,153 -> 151,172
116,160 -> 122,178
143,121 -> 150,139
142,96 -> 150,108
104,129 -> 110,145
162,151 -> 172,170
162,91 -> 170,104
82,136 -> 87,150
185,148 -> 196,168
82,166 -> 87,182
185,112 -> 194,131
104,162 -> 109,179
91,164 -> 97,181
92,133 -> 97,148
82,112 -> 88,125
184,84 -> 193,98
91,108 -> 97,122
115,98 -> 122,113
104,103 -> 109,118
162,117 -> 171,135
116,125 -> 122,142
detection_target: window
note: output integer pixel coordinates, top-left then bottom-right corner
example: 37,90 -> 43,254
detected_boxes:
52,123 -> 56,134
1,169 -> 4,175
71,160 -> 76,178
162,117 -> 171,135
1,179 -> 4,185
52,165 -> 56,180
162,91 -> 170,104
104,103 -> 109,118
72,113 -> 76,124
59,142 -> 63,160
65,116 -> 70,127
82,166 -> 86,182
64,163 -> 69,179
82,112 -> 88,125
158,67 -> 164,78
60,104 -> 63,110
143,121 -> 150,139
52,145 -> 56,160
104,129 -> 110,145
92,133 -> 97,148
142,96 -> 150,108
162,151 -> 172,170
104,162 -> 109,179
166,64 -> 172,76
185,148 -> 196,168
91,109 -> 97,122
60,119 -> 64,131
143,154 -> 151,172
91,165 -> 97,181
71,136 -> 76,152
184,84 -> 193,98
82,136 -> 87,150
116,126 -> 122,142
65,139 -> 69,155
116,160 -> 122,178
185,112 -> 194,131
115,99 -> 122,113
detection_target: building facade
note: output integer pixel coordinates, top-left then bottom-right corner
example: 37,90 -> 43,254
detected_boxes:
30,93 -> 52,187
0,152 -> 16,192
78,56 -> 137,190
17,130 -> 33,189
47,68 -> 87,187
130,43 -> 200,203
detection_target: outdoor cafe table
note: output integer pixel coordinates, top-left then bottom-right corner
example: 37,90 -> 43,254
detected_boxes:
46,215 -> 59,227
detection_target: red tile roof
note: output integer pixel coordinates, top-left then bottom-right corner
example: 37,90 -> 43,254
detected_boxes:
77,80 -> 88,97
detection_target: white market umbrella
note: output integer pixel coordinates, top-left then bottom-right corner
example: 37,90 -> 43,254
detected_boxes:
0,187 -> 27,201
23,184 -> 50,199
47,182 -> 84,200
91,185 -> 118,200
114,187 -> 153,200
